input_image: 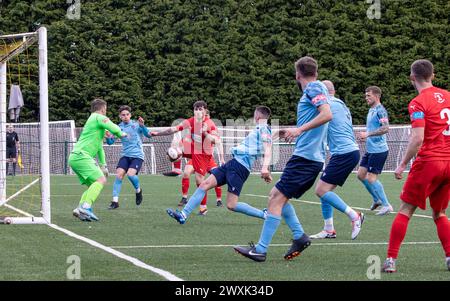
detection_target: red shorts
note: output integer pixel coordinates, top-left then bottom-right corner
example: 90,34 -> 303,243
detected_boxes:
401,160 -> 450,211
190,155 -> 217,176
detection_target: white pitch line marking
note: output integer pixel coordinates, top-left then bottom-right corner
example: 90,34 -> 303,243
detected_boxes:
110,241 -> 440,249
3,204 -> 183,281
244,194 -> 433,219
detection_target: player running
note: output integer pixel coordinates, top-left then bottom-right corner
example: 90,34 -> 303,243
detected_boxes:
310,80 -> 364,240
383,59 -> 450,273
70,98 -> 126,222
105,105 -> 151,209
234,56 -> 332,262
356,86 -> 393,215
165,105 -> 273,224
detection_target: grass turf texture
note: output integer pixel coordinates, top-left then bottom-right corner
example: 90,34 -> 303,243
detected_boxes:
1,174 -> 448,281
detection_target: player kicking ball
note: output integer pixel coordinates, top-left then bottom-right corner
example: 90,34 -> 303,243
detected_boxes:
105,105 -> 151,209
165,106 -> 273,224
70,98 -> 126,222
152,100 -> 221,217
310,80 -> 364,240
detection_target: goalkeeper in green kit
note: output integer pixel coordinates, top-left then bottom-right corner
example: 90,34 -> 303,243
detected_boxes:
70,98 -> 126,222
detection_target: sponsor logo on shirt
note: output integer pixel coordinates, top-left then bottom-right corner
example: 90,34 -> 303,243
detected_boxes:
410,111 -> 425,120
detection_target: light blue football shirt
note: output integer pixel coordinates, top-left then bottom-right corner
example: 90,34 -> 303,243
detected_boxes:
328,97 -> 359,155
106,120 -> 150,160
293,81 -> 330,163
232,124 -> 272,171
366,104 -> 389,153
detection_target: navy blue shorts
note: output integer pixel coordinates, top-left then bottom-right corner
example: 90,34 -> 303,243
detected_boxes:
359,151 -> 389,174
275,155 -> 323,199
321,150 -> 360,186
117,157 -> 144,174
211,158 -> 250,196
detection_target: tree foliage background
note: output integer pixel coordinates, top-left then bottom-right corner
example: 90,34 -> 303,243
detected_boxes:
1,0 -> 449,126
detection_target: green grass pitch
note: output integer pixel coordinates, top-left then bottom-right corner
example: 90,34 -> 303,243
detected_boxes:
1,174 -> 449,281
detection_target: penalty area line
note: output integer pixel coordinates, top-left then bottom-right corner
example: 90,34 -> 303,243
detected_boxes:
3,202 -> 183,281
48,223 -> 183,281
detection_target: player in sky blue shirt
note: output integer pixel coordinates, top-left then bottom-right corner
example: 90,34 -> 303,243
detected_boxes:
357,86 -> 393,216
105,105 -> 151,209
311,80 -> 364,241
232,123 -> 272,171
166,106 -> 273,225
234,56 -> 333,262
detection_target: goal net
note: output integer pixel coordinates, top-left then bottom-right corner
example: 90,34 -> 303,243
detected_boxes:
98,124 -> 411,175
0,27 -> 50,224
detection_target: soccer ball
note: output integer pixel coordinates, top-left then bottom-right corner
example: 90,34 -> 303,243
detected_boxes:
167,147 -> 182,162
3,217 -> 12,224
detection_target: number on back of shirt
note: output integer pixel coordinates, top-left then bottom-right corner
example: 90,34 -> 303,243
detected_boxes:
440,108 -> 450,136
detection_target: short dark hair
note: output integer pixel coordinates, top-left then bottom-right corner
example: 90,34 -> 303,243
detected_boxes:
255,106 -> 271,119
295,56 -> 318,77
91,98 -> 107,113
193,100 -> 207,110
411,59 -> 434,82
119,105 -> 131,114
365,86 -> 382,97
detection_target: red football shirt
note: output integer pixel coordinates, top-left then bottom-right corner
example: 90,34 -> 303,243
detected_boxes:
176,116 -> 217,156
408,86 -> 450,161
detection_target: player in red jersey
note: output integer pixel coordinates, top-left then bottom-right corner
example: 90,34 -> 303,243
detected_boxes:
175,128 -> 225,214
383,59 -> 450,273
152,101 -> 223,213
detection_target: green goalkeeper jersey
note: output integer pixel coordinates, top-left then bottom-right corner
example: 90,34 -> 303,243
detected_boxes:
73,113 -> 123,165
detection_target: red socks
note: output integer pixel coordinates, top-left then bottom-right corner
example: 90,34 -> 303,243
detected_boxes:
435,216 -> 450,257
181,178 -> 189,196
387,213 -> 410,259
215,186 -> 222,200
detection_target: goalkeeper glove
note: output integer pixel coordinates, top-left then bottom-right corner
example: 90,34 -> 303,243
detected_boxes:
100,165 -> 109,177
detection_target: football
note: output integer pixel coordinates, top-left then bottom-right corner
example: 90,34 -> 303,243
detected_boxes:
167,147 -> 182,162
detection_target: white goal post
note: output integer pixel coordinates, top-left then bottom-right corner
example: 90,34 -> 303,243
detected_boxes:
0,27 -> 50,224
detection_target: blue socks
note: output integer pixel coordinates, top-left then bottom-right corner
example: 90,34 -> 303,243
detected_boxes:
113,178 -> 123,198
371,180 -> 390,206
255,203 -> 304,253
127,175 -> 140,191
320,197 -> 334,220
321,191 -> 348,214
233,202 -> 265,219
360,178 -> 378,203
281,203 -> 304,240
182,188 -> 206,218
256,214 -> 281,254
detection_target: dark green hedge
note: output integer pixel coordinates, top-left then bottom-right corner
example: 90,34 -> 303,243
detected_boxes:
1,0 -> 449,126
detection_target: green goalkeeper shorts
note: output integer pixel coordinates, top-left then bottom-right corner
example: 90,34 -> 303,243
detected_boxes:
68,151 -> 104,186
